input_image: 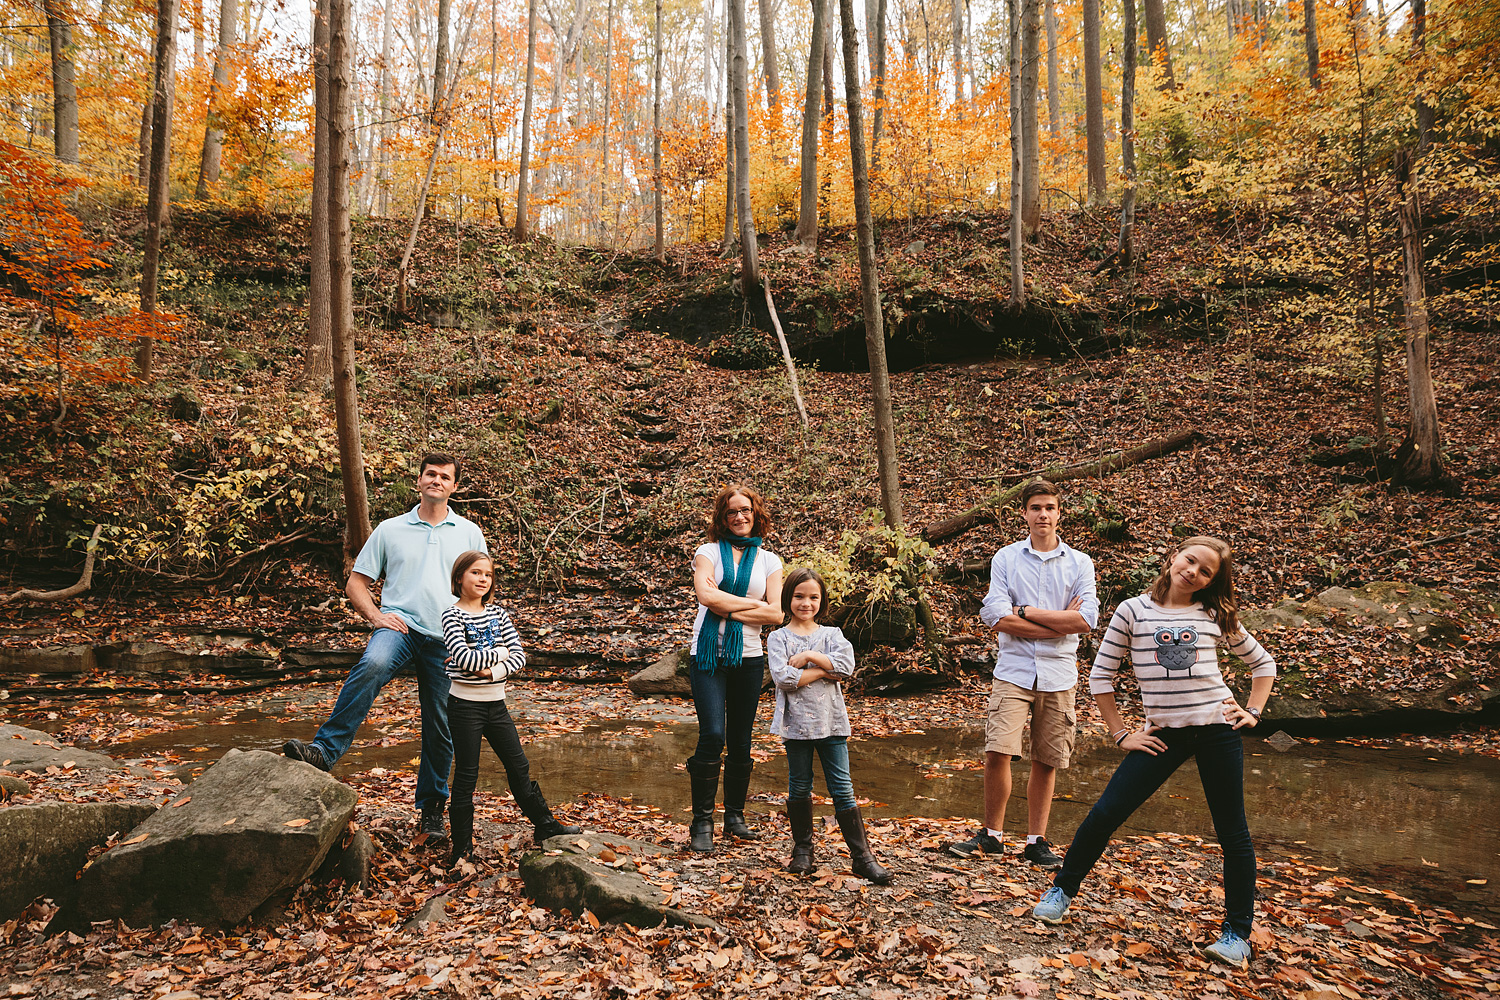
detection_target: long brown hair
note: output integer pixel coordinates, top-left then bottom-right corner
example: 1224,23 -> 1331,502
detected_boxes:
449,550 -> 495,604
1150,535 -> 1241,634
707,484 -> 773,542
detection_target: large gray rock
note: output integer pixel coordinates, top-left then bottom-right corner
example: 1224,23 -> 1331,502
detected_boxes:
1,725 -> 128,774
0,774 -> 32,797
54,748 -> 357,930
0,801 -> 158,921
1240,582 -> 1498,729
0,644 -> 96,675
313,827 -> 377,887
520,833 -> 718,930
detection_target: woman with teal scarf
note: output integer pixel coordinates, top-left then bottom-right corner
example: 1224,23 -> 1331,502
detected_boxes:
685,484 -> 785,852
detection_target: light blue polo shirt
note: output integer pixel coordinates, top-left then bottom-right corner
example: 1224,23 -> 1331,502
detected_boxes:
351,505 -> 488,637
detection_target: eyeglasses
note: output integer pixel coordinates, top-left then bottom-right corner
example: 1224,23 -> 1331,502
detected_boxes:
726,507 -> 753,520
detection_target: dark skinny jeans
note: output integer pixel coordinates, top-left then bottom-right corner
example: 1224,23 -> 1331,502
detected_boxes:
688,655 -> 767,766
448,696 -> 534,815
1052,723 -> 1257,938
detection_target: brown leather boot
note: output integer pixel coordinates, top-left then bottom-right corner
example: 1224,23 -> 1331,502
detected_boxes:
785,798 -> 815,875
835,806 -> 892,885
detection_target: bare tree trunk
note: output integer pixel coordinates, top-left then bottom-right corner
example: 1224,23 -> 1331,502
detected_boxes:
598,0 -> 613,240
837,0 -> 901,528
951,0 -> 962,102
1082,0 -> 1105,203
1304,0 -> 1319,89
487,0 -> 503,225
193,0 -> 204,65
306,0 -> 333,387
871,0 -> 885,171
721,3 -> 735,255
1412,0 -> 1432,150
1142,0 -> 1173,89
515,0 -> 538,239
137,98 -> 153,185
1393,148 -> 1442,486
1350,6 -> 1387,450
794,0 -> 826,247
137,0 -> 178,380
730,0 -> 759,290
431,0 -> 450,119
654,0 -> 665,260
1120,0 -> 1136,268
327,0 -> 371,563
1044,0 -> 1059,133
43,0 -> 78,164
378,0 -> 393,215
1007,0 -> 1023,305
1020,0 -> 1039,239
758,0 -> 781,106
196,0 -> 237,198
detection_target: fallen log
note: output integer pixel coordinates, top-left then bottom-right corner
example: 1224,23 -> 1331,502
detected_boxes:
0,525 -> 104,606
921,429 -> 1206,545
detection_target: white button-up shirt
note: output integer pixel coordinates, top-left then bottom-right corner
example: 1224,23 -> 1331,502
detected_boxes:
980,537 -> 1100,692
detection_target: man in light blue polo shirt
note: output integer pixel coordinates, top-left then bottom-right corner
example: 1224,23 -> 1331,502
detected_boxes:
284,452 -> 487,842
949,479 -> 1098,869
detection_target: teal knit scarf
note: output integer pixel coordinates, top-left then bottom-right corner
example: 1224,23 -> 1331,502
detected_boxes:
694,536 -> 761,673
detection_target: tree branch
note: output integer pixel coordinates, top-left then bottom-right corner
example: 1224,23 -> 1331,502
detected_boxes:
0,524 -> 103,606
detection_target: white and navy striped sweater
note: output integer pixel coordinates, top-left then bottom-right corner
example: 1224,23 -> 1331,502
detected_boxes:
1090,595 -> 1276,730
441,604 -> 526,702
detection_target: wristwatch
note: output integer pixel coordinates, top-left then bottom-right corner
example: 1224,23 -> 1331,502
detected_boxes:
1246,706 -> 1262,720
1016,605 -> 1028,620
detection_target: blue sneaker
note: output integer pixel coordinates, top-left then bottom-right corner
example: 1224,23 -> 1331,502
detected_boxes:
1202,929 -> 1251,969
1032,886 -> 1073,924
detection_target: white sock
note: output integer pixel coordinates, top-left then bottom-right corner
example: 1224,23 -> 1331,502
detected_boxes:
1027,835 -> 1042,845
987,828 -> 1004,839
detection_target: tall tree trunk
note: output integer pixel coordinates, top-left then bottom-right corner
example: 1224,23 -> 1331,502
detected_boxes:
1412,0 -> 1432,150
1020,0 -> 1039,239
488,0 -> 503,225
654,0 -> 665,259
1120,0 -> 1136,267
136,0 -> 177,380
378,0 -> 393,215
515,0 -> 538,239
1393,148 -> 1442,486
1304,0 -> 1319,89
794,0 -> 826,247
193,0 -> 204,65
1082,0 -> 1105,203
729,0 -> 759,290
137,98 -> 153,184
721,3 -> 735,255
759,0 -> 781,106
950,0 -> 962,101
871,0 -> 885,172
431,0 -> 450,120
837,0 -> 902,528
1142,0 -> 1173,90
599,0 -> 613,240
534,0 -> 584,211
1349,6 -> 1386,450
43,0 -> 78,164
306,0 -> 333,387
1044,0 -> 1059,132
196,0 -> 237,198
326,0 -> 371,562
1007,0 -> 1023,305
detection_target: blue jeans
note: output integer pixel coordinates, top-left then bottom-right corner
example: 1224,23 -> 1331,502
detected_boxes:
688,655 -> 766,766
785,736 -> 856,812
310,627 -> 452,814
1052,724 -> 1257,937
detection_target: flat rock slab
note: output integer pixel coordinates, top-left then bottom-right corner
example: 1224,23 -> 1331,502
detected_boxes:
54,748 -> 357,931
520,832 -> 718,930
1,725 -> 127,774
0,801 -> 159,921
626,647 -> 771,698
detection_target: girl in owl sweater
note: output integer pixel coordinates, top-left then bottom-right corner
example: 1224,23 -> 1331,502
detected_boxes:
1031,536 -> 1276,970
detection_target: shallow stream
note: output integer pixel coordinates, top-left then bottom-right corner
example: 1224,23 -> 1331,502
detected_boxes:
87,690 -> 1500,915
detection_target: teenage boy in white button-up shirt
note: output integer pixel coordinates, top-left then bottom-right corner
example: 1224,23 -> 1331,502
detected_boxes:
949,480 -> 1099,868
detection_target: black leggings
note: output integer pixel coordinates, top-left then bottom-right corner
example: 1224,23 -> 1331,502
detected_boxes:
448,696 -> 532,809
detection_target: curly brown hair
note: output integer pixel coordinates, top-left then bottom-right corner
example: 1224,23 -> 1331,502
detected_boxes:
1149,536 -> 1240,634
707,484 -> 773,542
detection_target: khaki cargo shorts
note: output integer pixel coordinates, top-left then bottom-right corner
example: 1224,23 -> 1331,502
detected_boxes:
984,677 -> 1077,769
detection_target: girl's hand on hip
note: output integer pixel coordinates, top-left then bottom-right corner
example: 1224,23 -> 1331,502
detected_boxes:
1223,697 -> 1259,730
1120,727 -> 1168,755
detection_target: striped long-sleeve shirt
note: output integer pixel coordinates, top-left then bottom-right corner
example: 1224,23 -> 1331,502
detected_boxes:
441,603 -> 526,703
1090,595 -> 1276,730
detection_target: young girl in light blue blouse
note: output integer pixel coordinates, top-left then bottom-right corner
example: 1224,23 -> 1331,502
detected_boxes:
767,567 -> 891,884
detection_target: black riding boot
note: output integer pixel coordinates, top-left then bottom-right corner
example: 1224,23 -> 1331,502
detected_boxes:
835,806 -> 892,885
722,759 -> 758,839
516,780 -> 582,845
785,798 -> 815,875
448,799 -> 475,866
686,757 -> 720,852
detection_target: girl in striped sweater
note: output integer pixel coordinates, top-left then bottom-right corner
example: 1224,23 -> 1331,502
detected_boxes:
442,550 -> 579,866
1032,536 -> 1276,970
